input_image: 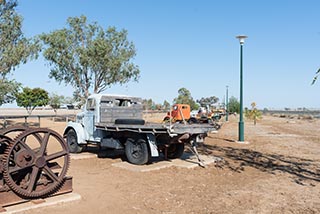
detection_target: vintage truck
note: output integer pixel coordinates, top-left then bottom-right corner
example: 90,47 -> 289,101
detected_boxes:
64,94 -> 215,165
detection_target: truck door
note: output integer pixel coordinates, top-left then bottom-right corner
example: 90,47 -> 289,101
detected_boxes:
83,98 -> 95,139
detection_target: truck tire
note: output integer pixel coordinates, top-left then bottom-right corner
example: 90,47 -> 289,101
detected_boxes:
66,129 -> 83,153
115,119 -> 145,125
125,138 -> 149,165
167,143 -> 185,159
188,117 -> 198,124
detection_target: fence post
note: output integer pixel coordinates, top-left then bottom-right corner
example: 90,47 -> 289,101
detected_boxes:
24,116 -> 28,127
2,118 -> 7,128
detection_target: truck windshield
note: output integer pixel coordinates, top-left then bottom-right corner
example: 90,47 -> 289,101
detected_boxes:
86,98 -> 96,111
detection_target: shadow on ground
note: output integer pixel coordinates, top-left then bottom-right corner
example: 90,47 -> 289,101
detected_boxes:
199,141 -> 320,185
79,146 -> 200,165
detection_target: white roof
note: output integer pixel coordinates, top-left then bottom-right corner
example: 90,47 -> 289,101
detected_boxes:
88,93 -> 138,100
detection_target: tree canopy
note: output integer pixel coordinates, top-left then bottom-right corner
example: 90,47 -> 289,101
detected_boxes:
16,87 -> 49,114
197,96 -> 219,107
49,93 -> 65,113
0,0 -> 40,106
0,0 -> 40,76
228,96 -> 240,114
0,78 -> 21,105
40,15 -> 140,101
163,100 -> 170,111
173,88 -> 199,110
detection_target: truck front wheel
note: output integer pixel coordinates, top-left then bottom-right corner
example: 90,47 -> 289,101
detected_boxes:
66,129 -> 83,153
125,138 -> 149,165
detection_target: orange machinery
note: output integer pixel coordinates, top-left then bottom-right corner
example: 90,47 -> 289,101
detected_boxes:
163,104 -> 191,122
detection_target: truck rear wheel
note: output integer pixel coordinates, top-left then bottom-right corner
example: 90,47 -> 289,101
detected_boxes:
66,129 -> 83,153
125,138 -> 149,165
167,143 -> 185,159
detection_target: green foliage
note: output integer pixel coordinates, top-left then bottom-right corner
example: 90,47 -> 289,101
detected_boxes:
142,99 -> 154,110
40,15 -> 140,100
0,0 -> 40,106
163,100 -> 170,111
245,102 -> 262,125
16,87 -> 49,115
0,77 -> 21,105
173,88 -> 199,110
49,93 -> 65,113
228,96 -> 240,114
311,68 -> 320,85
0,0 -> 40,76
197,96 -> 219,107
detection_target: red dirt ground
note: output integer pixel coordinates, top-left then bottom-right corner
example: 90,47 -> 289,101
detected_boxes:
3,112 -> 320,214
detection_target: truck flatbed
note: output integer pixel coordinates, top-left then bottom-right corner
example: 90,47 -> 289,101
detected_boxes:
64,94 -> 217,165
95,122 -> 215,135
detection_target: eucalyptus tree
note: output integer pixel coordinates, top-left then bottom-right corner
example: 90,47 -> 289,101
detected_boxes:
197,96 -> 219,107
0,78 -> 21,105
0,0 -> 40,105
40,15 -> 140,101
173,88 -> 198,110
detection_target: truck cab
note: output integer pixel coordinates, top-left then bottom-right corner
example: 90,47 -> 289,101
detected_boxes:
64,94 -> 143,151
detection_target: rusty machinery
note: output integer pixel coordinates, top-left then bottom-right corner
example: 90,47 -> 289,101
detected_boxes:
0,126 -> 72,210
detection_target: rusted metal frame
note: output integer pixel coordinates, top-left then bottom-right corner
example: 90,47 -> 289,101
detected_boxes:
0,176 -> 73,211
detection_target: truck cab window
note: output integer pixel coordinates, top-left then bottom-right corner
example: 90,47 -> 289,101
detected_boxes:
86,99 -> 96,111
116,99 -> 131,107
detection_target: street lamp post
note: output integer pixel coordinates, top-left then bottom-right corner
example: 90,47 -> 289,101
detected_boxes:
236,35 -> 247,142
226,85 -> 229,122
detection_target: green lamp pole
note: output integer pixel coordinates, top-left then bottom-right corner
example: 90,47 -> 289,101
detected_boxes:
236,35 -> 247,142
226,85 -> 229,122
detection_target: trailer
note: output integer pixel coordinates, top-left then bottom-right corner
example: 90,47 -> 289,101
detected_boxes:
64,94 -> 215,165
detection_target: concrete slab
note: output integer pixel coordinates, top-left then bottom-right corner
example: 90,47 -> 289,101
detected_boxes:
112,153 -> 221,172
2,193 -> 81,214
70,152 -> 97,160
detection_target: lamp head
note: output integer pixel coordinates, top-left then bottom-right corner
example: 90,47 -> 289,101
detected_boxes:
236,35 -> 248,44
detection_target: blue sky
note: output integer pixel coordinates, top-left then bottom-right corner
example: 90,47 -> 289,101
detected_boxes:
3,0 -> 320,109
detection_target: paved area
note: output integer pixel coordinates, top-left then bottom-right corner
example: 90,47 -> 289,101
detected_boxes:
70,152 -> 97,160
2,193 -> 81,214
71,152 -> 221,172
70,151 -> 221,172
112,153 -> 221,172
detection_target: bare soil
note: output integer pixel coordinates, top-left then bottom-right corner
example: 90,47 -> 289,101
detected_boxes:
3,112 -> 320,214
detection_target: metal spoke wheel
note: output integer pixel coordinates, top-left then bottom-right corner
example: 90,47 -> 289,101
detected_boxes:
0,126 -> 28,154
125,138 -> 149,165
2,128 -> 70,198
0,135 -> 13,174
0,126 -> 28,136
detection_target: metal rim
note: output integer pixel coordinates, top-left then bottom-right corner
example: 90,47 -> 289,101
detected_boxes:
3,128 -> 70,198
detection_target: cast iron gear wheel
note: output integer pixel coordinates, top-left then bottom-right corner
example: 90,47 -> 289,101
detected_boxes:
3,128 -> 70,198
0,126 -> 29,154
0,134 -> 14,173
0,134 -> 13,154
0,126 -> 29,136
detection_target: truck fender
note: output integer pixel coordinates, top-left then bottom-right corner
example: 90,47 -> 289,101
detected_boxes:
146,134 -> 159,157
64,121 -> 88,145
